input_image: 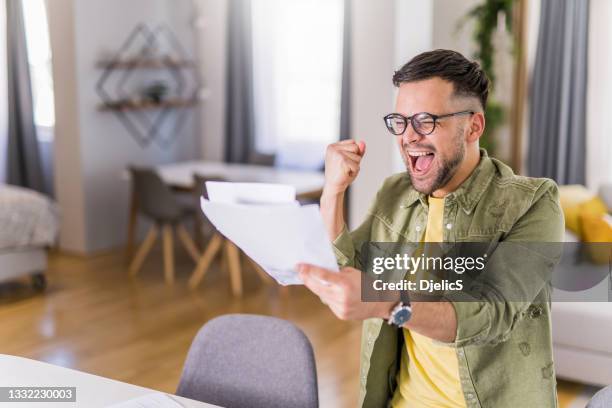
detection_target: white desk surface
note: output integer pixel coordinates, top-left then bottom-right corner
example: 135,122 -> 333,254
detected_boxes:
0,354 -> 219,408
155,161 -> 325,195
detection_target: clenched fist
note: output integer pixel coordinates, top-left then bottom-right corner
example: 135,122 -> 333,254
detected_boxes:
323,140 -> 366,195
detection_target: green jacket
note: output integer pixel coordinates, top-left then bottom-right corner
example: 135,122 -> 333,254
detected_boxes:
332,150 -> 565,408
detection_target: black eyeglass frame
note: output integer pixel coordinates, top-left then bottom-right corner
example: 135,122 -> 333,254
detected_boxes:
383,110 -> 475,136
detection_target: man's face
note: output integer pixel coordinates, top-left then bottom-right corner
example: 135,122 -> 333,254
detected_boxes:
394,78 -> 472,195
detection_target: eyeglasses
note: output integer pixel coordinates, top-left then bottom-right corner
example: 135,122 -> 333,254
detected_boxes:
383,110 -> 475,136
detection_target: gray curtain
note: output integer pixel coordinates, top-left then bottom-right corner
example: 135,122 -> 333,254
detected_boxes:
339,0 -> 352,214
6,0 -> 45,192
528,0 -> 589,185
339,0 -> 351,142
224,0 -> 256,164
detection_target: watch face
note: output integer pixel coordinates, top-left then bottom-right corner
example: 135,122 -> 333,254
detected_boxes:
394,307 -> 412,326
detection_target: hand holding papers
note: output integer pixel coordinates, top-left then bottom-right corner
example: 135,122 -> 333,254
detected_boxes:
200,182 -> 339,285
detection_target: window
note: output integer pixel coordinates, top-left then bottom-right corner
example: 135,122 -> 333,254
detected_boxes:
22,0 -> 55,139
251,0 -> 344,169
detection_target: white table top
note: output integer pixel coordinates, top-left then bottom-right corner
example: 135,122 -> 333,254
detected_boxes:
155,161 -> 325,196
0,354 -> 219,407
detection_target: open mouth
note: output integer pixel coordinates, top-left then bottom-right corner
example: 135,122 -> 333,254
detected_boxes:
407,150 -> 435,176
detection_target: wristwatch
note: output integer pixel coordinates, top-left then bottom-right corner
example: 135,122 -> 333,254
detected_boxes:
387,291 -> 412,327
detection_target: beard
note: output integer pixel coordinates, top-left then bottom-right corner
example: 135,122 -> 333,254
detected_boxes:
405,128 -> 465,195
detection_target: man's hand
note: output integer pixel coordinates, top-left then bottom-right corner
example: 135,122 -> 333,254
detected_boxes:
320,140 -> 366,240
323,140 -> 366,196
297,263 -> 394,321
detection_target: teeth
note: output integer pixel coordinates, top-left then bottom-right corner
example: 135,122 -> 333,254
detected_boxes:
408,151 -> 433,157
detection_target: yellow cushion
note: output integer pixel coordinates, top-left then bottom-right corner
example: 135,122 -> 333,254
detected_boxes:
563,205 -> 582,235
558,185 -> 595,235
564,196 -> 608,237
580,213 -> 612,264
559,185 -> 594,207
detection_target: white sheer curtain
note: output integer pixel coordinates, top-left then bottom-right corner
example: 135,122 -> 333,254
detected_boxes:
22,0 -> 55,138
251,0 -> 344,169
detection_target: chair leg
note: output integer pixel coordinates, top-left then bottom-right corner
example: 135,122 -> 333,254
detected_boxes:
125,186 -> 139,263
195,214 -> 205,249
128,225 -> 158,277
188,232 -> 224,290
224,241 -> 243,297
177,224 -> 200,263
162,224 -> 175,285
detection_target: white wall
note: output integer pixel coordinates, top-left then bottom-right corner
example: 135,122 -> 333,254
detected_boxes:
193,0 -> 227,161
0,2 -> 7,183
47,0 -> 87,251
432,0 -> 478,55
347,0 -> 397,228
49,0 -> 200,253
587,0 -> 612,190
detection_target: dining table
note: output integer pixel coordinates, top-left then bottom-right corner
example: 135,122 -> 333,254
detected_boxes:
125,161 -> 326,294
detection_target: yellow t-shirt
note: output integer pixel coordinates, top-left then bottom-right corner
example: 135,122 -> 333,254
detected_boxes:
391,196 -> 466,408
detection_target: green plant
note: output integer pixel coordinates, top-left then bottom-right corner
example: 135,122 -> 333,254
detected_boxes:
482,100 -> 504,153
460,0 -> 515,154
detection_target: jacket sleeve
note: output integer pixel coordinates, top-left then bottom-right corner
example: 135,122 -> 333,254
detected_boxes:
445,180 -> 565,347
332,213 -> 374,270
331,183 -> 388,270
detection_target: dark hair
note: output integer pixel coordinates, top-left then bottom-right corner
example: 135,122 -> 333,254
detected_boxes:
392,49 -> 489,110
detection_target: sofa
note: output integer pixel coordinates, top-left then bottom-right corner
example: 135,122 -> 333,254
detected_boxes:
551,183 -> 612,386
0,185 -> 59,290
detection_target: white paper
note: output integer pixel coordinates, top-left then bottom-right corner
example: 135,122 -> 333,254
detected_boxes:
106,393 -> 184,408
201,184 -> 339,285
205,181 -> 297,205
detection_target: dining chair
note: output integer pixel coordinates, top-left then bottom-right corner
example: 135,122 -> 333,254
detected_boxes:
247,151 -> 276,166
188,174 -> 273,296
588,385 -> 612,407
127,167 -> 200,284
176,314 -> 318,408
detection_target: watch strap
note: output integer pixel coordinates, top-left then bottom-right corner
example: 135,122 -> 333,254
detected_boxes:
400,290 -> 411,306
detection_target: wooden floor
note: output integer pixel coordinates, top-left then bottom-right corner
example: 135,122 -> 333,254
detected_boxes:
0,247 -> 362,407
0,246 -> 597,407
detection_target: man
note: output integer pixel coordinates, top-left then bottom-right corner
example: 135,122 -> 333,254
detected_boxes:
297,50 -> 564,407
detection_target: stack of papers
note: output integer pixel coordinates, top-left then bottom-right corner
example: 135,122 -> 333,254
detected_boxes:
201,182 -> 339,285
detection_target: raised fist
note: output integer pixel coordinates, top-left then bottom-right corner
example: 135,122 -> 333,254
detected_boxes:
323,140 -> 366,195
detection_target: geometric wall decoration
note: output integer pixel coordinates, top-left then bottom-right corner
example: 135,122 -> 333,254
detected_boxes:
95,24 -> 200,149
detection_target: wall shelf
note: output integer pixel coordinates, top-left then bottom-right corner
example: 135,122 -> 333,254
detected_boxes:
96,57 -> 196,70
98,98 -> 198,112
94,24 -> 201,149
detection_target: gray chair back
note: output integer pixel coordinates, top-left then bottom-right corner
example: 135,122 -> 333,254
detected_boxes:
193,174 -> 226,200
129,167 -> 182,222
248,151 -> 276,167
588,385 -> 612,408
177,314 -> 318,408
